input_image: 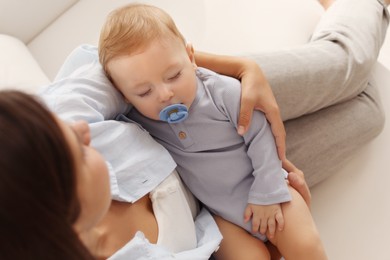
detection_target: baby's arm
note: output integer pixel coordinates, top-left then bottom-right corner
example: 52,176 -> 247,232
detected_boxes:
244,203 -> 284,239
242,110 -> 291,236
210,74 -> 291,238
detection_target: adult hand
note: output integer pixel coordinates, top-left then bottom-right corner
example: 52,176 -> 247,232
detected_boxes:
283,159 -> 311,208
193,52 -> 286,160
238,60 -> 286,161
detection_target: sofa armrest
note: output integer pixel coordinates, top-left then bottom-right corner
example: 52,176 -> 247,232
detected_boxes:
0,34 -> 50,93
0,0 -> 79,43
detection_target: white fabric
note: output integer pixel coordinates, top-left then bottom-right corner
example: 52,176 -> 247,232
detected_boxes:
39,45 -> 176,202
108,208 -> 222,260
150,170 -> 198,253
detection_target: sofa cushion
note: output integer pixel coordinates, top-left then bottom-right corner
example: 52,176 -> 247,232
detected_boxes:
28,0 -> 324,80
0,0 -> 79,43
0,34 -> 50,93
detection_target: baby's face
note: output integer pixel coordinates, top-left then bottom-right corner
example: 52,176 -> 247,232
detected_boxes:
107,37 -> 197,121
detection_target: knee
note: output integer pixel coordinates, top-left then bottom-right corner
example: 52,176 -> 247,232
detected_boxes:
244,250 -> 271,260
358,83 -> 386,140
367,103 -> 385,139
293,231 -> 327,258
213,247 -> 271,260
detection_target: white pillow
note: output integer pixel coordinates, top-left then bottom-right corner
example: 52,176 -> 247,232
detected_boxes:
0,34 -> 50,93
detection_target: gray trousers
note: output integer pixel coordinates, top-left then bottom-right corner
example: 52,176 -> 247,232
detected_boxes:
248,0 -> 389,186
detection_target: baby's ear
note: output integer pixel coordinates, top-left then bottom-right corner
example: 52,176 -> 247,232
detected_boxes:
186,42 -> 197,67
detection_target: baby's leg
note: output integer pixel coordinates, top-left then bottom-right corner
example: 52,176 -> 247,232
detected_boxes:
269,186 -> 327,260
212,215 -> 270,260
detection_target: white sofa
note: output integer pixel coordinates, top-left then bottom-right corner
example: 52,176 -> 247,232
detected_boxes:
1,1 -> 390,259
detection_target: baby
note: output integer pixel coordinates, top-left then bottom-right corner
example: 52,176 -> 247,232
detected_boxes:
99,3 -> 327,259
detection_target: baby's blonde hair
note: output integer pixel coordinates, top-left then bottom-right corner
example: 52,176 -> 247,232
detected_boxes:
99,3 -> 186,78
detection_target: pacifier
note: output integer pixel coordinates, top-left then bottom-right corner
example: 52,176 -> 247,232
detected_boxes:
159,104 -> 189,123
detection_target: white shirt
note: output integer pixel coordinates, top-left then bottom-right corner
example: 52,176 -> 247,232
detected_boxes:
39,44 -> 222,259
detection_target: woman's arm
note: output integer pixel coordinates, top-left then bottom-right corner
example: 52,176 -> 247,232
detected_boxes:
195,51 -> 312,209
195,51 -> 286,162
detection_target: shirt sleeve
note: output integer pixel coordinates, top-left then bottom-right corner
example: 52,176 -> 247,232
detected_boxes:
39,45 -> 176,202
207,69 -> 291,205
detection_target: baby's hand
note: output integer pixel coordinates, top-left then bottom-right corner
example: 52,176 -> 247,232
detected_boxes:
244,203 -> 284,239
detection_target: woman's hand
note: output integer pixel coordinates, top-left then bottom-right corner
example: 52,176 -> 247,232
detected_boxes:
238,59 -> 286,161
283,159 -> 311,208
194,51 -> 286,161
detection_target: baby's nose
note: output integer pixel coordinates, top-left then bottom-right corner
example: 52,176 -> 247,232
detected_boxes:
158,85 -> 174,102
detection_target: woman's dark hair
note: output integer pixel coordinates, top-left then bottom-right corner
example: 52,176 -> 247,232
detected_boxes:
0,90 -> 94,259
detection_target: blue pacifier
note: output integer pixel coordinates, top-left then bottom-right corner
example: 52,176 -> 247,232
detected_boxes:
159,104 -> 189,123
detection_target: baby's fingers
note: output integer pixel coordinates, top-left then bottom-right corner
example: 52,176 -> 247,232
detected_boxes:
259,217 -> 268,235
267,218 -> 276,239
276,210 -> 285,231
244,205 -> 252,223
251,215 -> 261,233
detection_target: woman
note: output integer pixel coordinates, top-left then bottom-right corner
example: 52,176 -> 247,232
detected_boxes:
2,0 -> 389,258
0,90 -> 308,259
0,91 -> 99,259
